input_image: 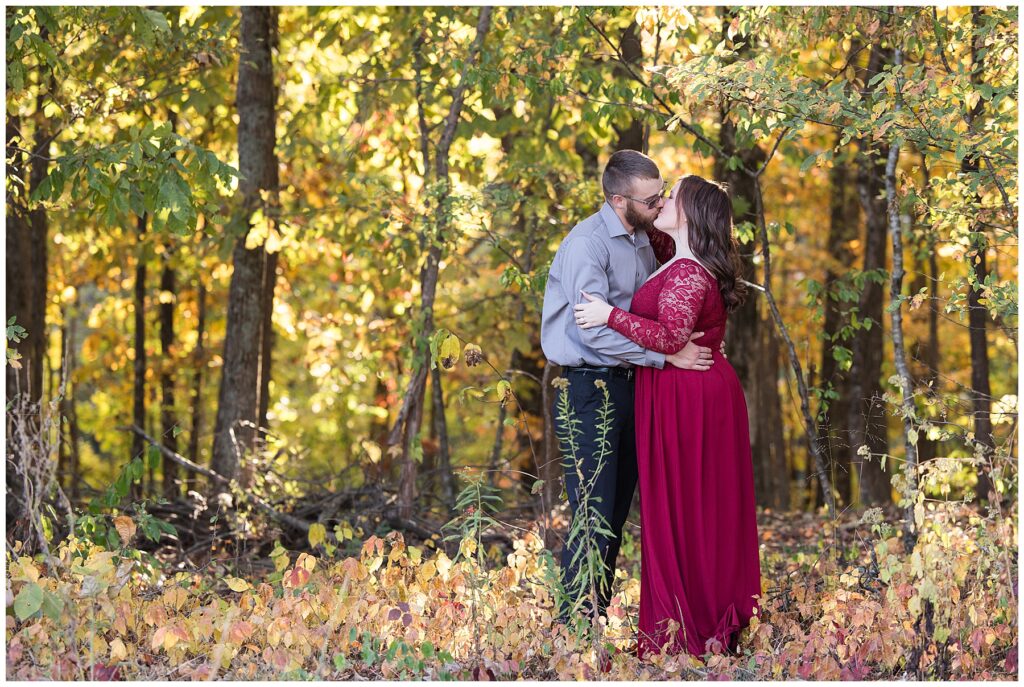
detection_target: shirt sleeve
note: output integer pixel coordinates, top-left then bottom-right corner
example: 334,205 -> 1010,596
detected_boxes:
561,237 -> 666,369
647,226 -> 676,265
607,261 -> 711,354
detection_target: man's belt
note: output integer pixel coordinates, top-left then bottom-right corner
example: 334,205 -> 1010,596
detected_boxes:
564,364 -> 634,381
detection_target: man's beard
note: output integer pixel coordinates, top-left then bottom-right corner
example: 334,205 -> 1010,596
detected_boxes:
625,203 -> 656,234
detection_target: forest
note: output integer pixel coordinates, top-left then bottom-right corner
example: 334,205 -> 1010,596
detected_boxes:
5,4 -> 1018,680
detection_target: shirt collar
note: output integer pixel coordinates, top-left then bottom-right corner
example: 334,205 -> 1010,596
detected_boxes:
600,201 -> 630,238
600,201 -> 651,248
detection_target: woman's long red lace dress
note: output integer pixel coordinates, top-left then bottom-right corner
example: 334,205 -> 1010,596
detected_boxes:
607,257 -> 761,659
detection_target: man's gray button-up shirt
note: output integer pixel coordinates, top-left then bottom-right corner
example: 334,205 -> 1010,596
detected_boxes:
540,202 -> 666,369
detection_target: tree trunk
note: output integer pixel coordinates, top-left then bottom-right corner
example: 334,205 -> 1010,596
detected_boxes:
187,279 -> 206,494
391,7 -> 493,521
488,401 -> 508,487
27,92 -> 50,411
430,364 -> 454,508
257,250 -> 277,437
6,116 -> 30,400
714,117 -> 789,511
159,237 -> 178,499
883,50 -> 919,549
6,116 -> 34,537
819,139 -> 860,507
910,152 -> 940,466
539,360 -> 561,546
848,43 -> 893,507
612,22 -> 646,153
211,6 -> 278,490
132,213 -> 148,500
963,7 -> 995,506
57,313 -> 82,501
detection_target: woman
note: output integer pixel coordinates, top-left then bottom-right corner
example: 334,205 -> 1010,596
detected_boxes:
574,174 -> 761,660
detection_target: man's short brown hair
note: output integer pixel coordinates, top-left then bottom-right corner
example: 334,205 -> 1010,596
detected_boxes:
601,149 -> 661,200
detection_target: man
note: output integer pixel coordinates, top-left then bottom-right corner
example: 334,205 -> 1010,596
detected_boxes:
541,149 -> 716,624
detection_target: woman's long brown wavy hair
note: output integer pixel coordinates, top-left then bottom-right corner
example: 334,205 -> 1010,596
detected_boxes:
676,174 -> 747,312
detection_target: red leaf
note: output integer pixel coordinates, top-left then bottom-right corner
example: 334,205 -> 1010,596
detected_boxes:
91,663 -> 122,681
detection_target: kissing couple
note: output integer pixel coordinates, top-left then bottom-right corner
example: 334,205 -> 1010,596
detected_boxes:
540,149 -> 761,659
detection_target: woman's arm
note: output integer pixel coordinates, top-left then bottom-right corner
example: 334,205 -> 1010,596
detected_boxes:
606,262 -> 711,354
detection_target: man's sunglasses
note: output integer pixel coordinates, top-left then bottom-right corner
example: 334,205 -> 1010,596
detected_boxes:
616,181 -> 668,210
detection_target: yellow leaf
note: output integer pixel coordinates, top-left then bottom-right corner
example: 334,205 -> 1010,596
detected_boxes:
438,333 -> 461,370
496,380 -> 512,405
296,552 -> 316,572
151,626 -> 167,652
419,560 -> 436,581
113,515 -> 136,544
163,625 -> 182,651
435,552 -> 452,578
408,546 -> 422,566
14,557 -> 39,583
965,89 -> 981,112
308,523 -> 326,549
110,637 -> 127,661
459,536 -> 478,559
225,577 -> 251,593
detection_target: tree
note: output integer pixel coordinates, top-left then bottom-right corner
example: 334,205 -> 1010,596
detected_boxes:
211,6 -> 279,489
388,7 -> 494,521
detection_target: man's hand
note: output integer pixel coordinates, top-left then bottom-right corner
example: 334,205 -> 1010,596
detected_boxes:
665,333 -> 714,370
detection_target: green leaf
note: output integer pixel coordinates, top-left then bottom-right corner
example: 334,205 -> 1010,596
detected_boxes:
141,8 -> 171,33
14,582 -> 44,620
147,445 -> 161,470
40,590 -> 65,622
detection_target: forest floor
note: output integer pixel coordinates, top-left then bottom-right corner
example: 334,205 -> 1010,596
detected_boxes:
5,500 -> 1018,680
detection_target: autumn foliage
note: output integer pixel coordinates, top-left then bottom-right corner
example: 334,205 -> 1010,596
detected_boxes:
7,498 -> 1017,680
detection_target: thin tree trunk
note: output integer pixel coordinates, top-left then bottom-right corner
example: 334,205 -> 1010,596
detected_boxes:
612,21 -> 646,153
159,237 -> 178,499
884,50 -> 919,549
849,43 -> 893,507
257,251 -> 277,437
28,99 -> 50,413
714,117 -> 789,511
6,115 -> 34,537
488,401 -> 508,487
187,279 -> 206,494
391,7 -> 493,521
754,178 -> 836,521
160,110 -> 180,499
66,339 -> 82,504
963,7 -> 995,506
431,365 -> 454,508
6,115 -> 30,400
211,6 -> 278,490
819,146 -> 861,507
911,153 -> 940,466
539,360 -> 561,547
132,213 -> 148,500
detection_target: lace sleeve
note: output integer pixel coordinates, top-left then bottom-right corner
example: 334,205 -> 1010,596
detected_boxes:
647,226 -> 676,265
606,261 -> 712,354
